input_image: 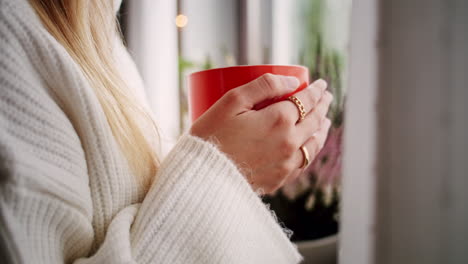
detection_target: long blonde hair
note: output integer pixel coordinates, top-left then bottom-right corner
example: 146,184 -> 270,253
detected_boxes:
29,0 -> 159,188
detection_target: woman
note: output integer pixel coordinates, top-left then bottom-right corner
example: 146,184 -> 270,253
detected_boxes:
0,0 -> 332,263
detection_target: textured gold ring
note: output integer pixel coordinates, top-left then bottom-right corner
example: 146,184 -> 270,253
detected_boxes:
288,95 -> 307,122
299,146 -> 310,169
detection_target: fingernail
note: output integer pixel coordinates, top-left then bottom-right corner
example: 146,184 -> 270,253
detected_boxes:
314,79 -> 328,92
281,76 -> 300,90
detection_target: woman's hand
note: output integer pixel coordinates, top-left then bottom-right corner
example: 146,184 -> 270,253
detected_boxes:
190,74 -> 333,194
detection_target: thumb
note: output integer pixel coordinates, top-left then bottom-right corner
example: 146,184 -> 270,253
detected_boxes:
232,74 -> 299,111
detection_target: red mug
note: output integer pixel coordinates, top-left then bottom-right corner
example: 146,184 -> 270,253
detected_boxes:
188,65 -> 309,121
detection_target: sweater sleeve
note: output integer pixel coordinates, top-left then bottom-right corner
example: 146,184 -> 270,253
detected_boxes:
0,134 -> 302,264
78,135 -> 302,264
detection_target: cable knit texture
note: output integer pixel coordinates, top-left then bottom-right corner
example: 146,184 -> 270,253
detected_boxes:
0,0 -> 302,263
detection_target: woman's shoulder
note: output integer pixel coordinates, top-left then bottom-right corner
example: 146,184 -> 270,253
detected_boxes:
0,0 -> 105,119
0,0 -> 75,123
0,0 -> 93,190
0,0 -> 57,113
0,0 -> 70,94
0,0 -> 39,27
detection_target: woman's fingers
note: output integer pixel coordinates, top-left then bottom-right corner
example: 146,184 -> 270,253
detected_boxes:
289,118 -> 332,181
254,88 -> 333,188
287,79 -> 328,120
222,73 -> 299,114
295,91 -> 333,143
261,79 -> 327,125
292,79 -> 328,114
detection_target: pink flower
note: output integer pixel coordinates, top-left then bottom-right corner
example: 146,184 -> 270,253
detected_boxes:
309,126 -> 343,187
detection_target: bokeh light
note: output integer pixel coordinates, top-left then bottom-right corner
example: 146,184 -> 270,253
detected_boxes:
175,14 -> 188,28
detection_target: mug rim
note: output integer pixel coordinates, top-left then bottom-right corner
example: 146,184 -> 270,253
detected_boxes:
189,64 -> 308,78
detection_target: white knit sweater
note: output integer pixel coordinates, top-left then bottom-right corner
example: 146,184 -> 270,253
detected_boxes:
0,0 -> 302,263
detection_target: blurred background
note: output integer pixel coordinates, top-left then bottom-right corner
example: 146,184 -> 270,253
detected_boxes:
118,1 -> 468,264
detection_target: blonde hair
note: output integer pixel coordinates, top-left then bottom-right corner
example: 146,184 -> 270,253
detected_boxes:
29,0 -> 159,188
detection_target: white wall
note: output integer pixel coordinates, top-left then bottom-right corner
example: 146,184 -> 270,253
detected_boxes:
339,0 -> 378,263
271,0 -> 294,64
125,0 -> 180,154
182,0 -> 239,67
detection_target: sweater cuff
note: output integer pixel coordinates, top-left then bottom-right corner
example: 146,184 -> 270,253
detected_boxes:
131,134 -> 302,263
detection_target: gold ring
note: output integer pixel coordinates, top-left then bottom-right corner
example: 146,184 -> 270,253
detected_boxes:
288,96 -> 306,122
299,146 -> 310,169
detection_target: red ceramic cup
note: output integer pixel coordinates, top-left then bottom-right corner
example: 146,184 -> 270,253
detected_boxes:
188,65 -> 309,121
